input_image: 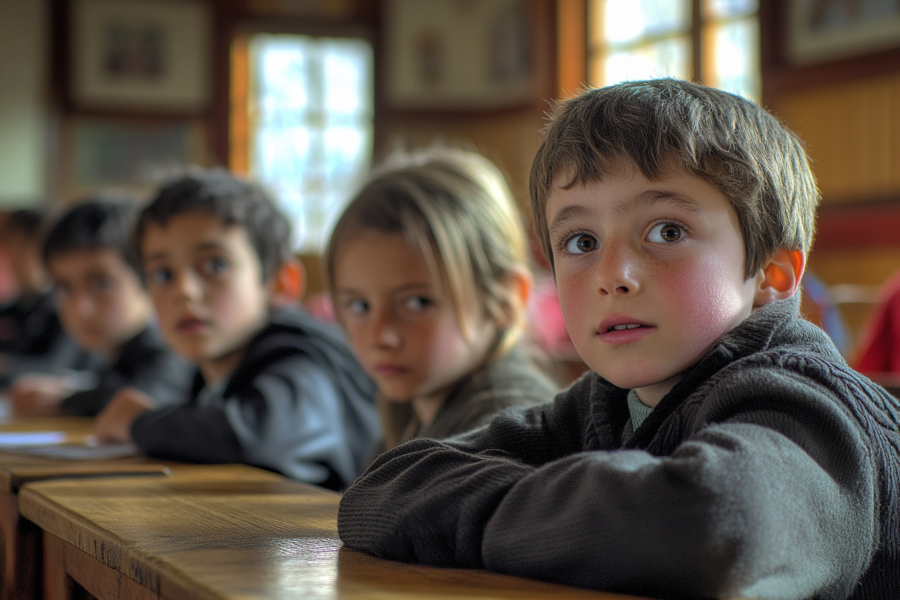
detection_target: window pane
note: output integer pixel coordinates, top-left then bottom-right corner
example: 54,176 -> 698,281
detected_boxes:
706,0 -> 758,19
322,39 -> 373,116
708,17 -> 759,101
604,0 -> 691,46
604,36 -> 691,85
248,34 -> 373,252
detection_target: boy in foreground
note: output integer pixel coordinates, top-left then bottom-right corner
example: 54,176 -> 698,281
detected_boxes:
10,200 -> 191,415
94,170 -> 380,490
338,80 -> 900,599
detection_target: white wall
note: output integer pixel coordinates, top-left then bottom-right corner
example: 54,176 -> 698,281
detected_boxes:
0,0 -> 48,206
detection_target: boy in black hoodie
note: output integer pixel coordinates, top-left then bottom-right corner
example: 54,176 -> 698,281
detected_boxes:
10,200 -> 191,416
94,169 -> 380,490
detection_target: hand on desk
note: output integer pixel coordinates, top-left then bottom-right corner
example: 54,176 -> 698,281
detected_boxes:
94,387 -> 155,443
9,374 -> 67,415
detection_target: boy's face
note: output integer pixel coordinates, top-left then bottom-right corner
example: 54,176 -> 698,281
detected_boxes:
333,230 -> 497,410
546,163 -> 762,406
141,212 -> 273,383
49,249 -> 152,356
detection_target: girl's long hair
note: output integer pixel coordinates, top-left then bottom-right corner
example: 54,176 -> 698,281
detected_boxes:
325,146 -> 532,449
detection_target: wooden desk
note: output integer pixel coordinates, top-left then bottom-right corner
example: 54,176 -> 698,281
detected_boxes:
20,466 -> 647,600
0,416 -> 170,600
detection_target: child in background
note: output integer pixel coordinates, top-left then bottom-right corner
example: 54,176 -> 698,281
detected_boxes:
10,200 -> 192,416
94,169 -> 380,490
0,209 -> 91,386
338,81 -> 900,599
325,147 -> 557,452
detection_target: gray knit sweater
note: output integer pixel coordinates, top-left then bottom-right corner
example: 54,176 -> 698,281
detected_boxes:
338,297 -> 900,600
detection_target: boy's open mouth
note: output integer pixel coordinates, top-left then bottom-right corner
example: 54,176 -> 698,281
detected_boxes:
608,324 -> 644,332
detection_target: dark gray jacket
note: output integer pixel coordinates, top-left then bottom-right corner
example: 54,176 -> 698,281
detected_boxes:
132,308 -> 379,490
60,325 -> 191,416
338,297 -> 900,600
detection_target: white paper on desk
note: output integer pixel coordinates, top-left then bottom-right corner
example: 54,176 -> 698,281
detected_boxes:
0,432 -> 69,447
11,442 -> 139,460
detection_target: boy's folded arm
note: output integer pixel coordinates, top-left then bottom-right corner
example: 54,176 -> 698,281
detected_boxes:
338,438 -> 534,568
130,404 -> 244,463
340,367 -> 878,600
440,373 -> 598,463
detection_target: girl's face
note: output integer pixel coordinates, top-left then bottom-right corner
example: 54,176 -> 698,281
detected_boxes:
334,230 -> 497,414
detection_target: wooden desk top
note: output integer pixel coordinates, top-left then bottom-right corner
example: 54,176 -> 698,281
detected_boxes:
0,416 -> 169,492
20,465 -> 647,600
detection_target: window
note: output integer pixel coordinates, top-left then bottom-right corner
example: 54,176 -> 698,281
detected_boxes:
231,33 -> 373,252
587,0 -> 759,102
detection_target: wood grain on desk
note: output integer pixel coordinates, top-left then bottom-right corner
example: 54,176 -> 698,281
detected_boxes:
20,465 -> 645,600
0,415 -> 169,600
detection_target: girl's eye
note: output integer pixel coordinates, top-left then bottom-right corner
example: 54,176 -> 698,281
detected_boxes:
346,299 -> 369,315
647,223 -> 684,243
148,267 -> 172,286
202,256 -> 230,275
405,296 -> 432,312
565,234 -> 598,255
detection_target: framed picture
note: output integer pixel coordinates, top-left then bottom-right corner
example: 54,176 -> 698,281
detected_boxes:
788,0 -> 900,64
70,0 -> 211,113
383,0 -> 534,110
62,117 -> 207,198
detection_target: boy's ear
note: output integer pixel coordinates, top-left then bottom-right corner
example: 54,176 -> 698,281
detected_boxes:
753,248 -> 805,307
269,259 -> 306,307
496,269 -> 532,329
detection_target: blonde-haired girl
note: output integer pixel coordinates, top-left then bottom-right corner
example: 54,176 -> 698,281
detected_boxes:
325,147 -> 556,451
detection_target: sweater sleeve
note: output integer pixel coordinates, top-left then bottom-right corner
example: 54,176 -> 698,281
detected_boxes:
338,367 -> 876,600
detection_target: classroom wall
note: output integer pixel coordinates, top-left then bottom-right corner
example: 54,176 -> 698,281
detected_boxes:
0,0 -> 49,205
760,2 -> 900,351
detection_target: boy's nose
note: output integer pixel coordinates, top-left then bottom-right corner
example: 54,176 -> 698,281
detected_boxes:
595,243 -> 641,296
73,293 -> 96,317
173,270 -> 202,300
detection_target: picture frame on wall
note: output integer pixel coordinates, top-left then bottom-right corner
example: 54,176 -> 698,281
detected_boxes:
70,0 -> 211,113
384,0 -> 534,110
787,0 -> 900,65
62,117 -> 207,198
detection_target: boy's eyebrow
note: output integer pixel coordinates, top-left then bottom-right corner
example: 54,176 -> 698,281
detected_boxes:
618,190 -> 706,217
144,241 -> 229,264
548,204 -> 595,238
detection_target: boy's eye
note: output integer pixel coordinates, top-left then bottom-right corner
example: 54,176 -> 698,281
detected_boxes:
148,267 -> 172,286
647,223 -> 684,243
404,296 -> 432,312
90,276 -> 113,293
565,234 -> 598,254
201,256 -> 230,275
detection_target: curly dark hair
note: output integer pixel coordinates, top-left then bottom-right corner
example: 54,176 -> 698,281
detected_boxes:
134,168 -> 293,281
42,199 -> 140,274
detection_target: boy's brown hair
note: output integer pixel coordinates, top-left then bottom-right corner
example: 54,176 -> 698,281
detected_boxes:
530,79 -> 820,278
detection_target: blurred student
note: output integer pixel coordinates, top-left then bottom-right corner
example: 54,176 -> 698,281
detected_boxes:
0,209 -> 90,386
325,147 -> 557,453
10,200 -> 191,416
94,169 -> 379,490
